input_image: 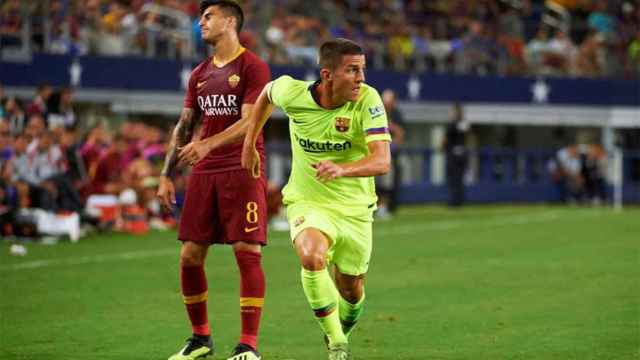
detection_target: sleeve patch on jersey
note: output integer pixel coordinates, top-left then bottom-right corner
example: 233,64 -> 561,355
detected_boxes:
366,127 -> 389,135
368,105 -> 385,118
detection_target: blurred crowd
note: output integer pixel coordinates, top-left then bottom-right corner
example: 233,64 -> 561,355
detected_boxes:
0,82 -> 177,240
0,81 -> 289,241
1,0 -> 638,78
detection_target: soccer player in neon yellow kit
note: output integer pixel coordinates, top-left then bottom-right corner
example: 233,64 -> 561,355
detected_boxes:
241,38 -> 391,360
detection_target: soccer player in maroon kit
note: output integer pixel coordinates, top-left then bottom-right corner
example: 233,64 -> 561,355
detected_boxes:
157,1 -> 270,360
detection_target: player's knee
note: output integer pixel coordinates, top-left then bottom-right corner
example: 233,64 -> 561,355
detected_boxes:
180,252 -> 203,266
180,244 -> 206,266
338,286 -> 362,303
232,241 -> 261,254
300,253 -> 326,271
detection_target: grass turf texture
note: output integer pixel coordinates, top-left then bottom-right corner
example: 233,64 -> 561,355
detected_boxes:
1,205 -> 638,360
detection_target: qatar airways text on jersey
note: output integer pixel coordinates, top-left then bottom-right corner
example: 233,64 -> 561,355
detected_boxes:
197,94 -> 239,116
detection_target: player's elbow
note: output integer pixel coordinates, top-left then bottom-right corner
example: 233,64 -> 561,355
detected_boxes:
376,157 -> 391,176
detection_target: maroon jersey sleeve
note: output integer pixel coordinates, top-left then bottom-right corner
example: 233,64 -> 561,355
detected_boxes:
242,57 -> 271,105
183,67 -> 200,109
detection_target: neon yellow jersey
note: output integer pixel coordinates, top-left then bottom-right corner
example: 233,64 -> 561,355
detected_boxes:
269,75 -> 391,218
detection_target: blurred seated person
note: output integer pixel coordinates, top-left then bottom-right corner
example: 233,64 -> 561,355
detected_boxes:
24,113 -> 47,151
578,144 -> 607,205
8,132 -> 41,209
81,122 -> 110,184
0,179 -> 16,236
0,120 -> 12,173
376,89 -> 405,218
31,130 -> 82,212
548,145 -> 582,203
549,144 -> 607,205
46,87 -> 77,130
89,133 -> 129,195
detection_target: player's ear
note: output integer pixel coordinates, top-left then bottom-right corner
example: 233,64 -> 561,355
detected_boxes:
320,68 -> 331,81
228,17 -> 236,32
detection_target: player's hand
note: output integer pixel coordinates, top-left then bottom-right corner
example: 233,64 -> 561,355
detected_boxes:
313,160 -> 345,182
241,143 -> 261,178
157,176 -> 176,211
178,140 -> 211,166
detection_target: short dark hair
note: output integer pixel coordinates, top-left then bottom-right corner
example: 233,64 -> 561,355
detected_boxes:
200,0 -> 244,33
318,38 -> 364,70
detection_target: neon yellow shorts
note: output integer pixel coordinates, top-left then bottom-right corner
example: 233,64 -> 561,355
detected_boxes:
286,202 -> 373,276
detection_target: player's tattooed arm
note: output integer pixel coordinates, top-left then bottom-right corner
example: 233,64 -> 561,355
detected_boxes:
161,108 -> 198,178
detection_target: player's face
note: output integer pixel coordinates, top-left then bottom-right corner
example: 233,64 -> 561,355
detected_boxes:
331,54 -> 366,102
199,6 -> 233,44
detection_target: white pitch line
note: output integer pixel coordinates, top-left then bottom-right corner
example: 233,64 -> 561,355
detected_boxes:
374,210 -> 577,236
0,248 -> 176,272
1,210 -> 598,272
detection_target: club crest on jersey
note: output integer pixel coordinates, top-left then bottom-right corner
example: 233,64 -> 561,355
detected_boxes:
335,117 -> 351,132
228,74 -> 240,88
294,216 -> 305,227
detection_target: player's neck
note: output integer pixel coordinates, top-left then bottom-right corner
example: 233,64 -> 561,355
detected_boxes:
212,35 -> 243,67
316,81 -> 347,110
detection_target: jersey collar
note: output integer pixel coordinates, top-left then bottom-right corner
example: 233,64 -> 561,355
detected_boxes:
212,46 -> 246,68
308,80 -> 322,108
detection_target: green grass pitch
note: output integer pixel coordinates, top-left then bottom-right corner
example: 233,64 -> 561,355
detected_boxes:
1,205 -> 638,359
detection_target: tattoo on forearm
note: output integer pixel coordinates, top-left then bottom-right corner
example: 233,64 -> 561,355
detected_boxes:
161,108 -> 197,177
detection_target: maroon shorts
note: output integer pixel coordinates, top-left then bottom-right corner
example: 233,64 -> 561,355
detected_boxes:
178,169 -> 268,245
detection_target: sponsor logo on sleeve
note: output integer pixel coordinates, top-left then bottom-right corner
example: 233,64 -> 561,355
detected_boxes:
368,105 -> 385,119
294,216 -> 305,227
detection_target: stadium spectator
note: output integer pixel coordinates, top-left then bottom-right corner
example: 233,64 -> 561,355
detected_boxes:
443,103 -> 469,207
0,83 -> 4,111
588,2 -> 616,37
80,122 -> 110,188
526,27 -> 552,74
58,127 -> 88,205
628,29 -> 640,75
376,89 -> 406,218
549,145 -> 583,203
579,144 -> 608,205
47,87 -> 77,130
0,0 -> 23,47
26,84 -> 53,119
2,96 -> 26,136
0,120 -> 12,174
0,177 -> 15,236
575,31 -> 606,78
8,132 -> 39,209
97,0 -> 131,56
2,0 -> 637,79
89,132 -> 129,195
24,113 -> 46,150
456,20 -> 498,75
30,130 -> 68,211
547,29 -> 577,75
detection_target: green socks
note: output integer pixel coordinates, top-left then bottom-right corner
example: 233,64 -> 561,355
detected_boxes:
339,292 -> 365,338
301,268 -> 347,345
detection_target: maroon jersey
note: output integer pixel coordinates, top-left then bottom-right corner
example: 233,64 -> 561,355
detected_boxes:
184,48 -> 271,174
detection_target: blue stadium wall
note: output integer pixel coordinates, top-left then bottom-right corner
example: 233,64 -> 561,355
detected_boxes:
2,54 -> 639,203
1,54 -> 639,106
